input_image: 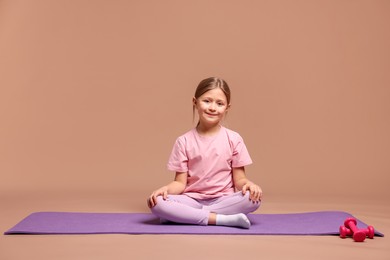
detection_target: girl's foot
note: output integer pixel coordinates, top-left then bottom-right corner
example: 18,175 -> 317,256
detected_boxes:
215,213 -> 251,229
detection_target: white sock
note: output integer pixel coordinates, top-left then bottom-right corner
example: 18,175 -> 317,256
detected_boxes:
215,213 -> 251,229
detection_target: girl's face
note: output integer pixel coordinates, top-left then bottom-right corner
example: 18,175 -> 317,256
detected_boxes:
193,87 -> 230,128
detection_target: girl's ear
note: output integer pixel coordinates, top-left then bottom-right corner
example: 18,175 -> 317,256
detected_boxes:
192,97 -> 197,106
226,103 -> 231,111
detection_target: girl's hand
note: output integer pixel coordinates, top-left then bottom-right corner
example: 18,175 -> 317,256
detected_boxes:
147,186 -> 168,208
242,182 -> 263,202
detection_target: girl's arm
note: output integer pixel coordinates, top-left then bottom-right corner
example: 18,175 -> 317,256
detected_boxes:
147,172 -> 187,208
232,166 -> 262,202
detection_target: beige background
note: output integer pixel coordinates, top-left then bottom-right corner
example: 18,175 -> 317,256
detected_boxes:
1,0 -> 389,259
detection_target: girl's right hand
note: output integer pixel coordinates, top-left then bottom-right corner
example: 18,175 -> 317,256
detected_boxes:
147,186 -> 168,208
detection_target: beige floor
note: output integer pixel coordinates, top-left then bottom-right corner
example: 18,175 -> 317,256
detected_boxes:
1,190 -> 389,260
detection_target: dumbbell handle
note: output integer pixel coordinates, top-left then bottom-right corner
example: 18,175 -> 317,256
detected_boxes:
344,218 -> 366,242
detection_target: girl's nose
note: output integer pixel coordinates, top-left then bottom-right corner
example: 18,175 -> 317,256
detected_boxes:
209,103 -> 216,111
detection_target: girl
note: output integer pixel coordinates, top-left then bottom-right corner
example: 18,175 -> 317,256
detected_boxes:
147,77 -> 262,229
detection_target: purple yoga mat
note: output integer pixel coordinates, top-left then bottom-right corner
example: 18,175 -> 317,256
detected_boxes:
4,211 -> 384,236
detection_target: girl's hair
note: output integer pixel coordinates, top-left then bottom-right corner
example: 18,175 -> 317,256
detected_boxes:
193,77 -> 231,123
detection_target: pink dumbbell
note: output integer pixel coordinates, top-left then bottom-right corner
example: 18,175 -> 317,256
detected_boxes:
343,218 -> 375,242
339,225 -> 353,238
339,225 -> 375,239
346,218 -> 375,239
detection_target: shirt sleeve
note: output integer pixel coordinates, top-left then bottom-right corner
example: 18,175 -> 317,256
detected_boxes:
167,137 -> 189,172
231,134 -> 253,168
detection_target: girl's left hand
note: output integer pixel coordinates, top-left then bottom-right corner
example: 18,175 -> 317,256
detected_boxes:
242,182 -> 263,202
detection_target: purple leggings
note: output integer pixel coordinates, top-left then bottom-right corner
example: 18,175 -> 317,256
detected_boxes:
151,191 -> 260,225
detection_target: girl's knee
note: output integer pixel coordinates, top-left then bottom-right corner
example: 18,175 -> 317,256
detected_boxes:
242,191 -> 261,212
150,196 -> 168,215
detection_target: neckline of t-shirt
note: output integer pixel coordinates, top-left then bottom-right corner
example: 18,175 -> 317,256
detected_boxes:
194,125 -> 223,140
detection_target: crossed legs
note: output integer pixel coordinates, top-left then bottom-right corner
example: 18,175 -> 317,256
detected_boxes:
151,191 -> 260,228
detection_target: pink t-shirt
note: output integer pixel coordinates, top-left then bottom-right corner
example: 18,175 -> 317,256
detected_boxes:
167,126 -> 253,200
